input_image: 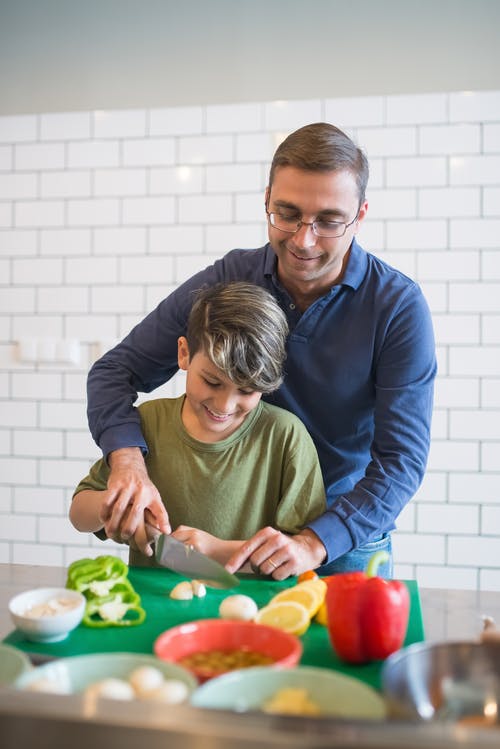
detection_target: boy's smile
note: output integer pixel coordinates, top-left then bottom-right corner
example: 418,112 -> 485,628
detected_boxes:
177,337 -> 262,443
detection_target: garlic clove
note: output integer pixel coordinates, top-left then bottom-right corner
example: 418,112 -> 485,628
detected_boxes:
191,580 -> 206,598
169,581 -> 194,600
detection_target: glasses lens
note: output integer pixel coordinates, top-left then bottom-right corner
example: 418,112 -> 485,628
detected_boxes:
314,221 -> 345,238
270,213 -> 299,232
268,213 -> 350,237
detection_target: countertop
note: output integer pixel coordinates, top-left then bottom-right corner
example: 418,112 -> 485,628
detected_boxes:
2,563 -> 500,749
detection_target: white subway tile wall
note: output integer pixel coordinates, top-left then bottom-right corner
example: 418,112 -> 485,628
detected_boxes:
0,90 -> 499,588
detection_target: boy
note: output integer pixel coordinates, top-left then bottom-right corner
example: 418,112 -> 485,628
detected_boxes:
70,282 -> 326,568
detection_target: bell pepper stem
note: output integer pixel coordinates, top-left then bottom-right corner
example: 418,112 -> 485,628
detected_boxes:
366,550 -> 390,578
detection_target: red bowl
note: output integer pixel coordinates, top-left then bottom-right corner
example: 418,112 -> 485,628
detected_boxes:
154,618 -> 302,683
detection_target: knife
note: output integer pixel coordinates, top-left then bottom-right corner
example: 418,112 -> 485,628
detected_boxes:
154,534 -> 240,589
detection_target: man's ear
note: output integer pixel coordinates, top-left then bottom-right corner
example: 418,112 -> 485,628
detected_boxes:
178,336 -> 190,371
354,200 -> 369,234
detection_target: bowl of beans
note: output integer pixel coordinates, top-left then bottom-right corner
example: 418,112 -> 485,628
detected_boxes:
154,618 -> 302,683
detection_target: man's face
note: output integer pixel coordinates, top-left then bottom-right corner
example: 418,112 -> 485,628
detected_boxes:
266,166 -> 368,299
178,337 -> 262,443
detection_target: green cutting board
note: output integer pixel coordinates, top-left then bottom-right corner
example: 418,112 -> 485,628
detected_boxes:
4,568 -> 424,690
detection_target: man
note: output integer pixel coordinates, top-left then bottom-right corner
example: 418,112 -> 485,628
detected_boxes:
87,122 -> 436,580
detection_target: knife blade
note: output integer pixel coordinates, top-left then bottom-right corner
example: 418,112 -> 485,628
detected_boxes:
154,534 -> 239,589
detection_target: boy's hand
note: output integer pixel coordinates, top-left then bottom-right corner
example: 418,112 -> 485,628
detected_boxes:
171,526 -> 245,566
100,447 -> 171,539
171,525 -> 227,563
225,527 -> 327,581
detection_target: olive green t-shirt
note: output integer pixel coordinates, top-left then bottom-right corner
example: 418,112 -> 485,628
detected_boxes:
74,397 -> 326,565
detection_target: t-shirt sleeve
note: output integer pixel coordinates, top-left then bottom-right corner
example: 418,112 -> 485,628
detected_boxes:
273,417 -> 326,534
72,457 -> 110,497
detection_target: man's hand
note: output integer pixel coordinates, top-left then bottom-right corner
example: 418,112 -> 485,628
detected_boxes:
225,527 -> 327,581
100,447 -> 170,553
127,515 -> 163,557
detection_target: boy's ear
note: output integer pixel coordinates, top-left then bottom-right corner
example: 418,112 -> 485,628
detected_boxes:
177,337 -> 190,371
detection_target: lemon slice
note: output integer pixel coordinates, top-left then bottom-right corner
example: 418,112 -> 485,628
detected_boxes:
254,601 -> 310,636
299,578 -> 328,625
314,599 -> 328,626
296,578 -> 327,601
270,586 -> 320,618
270,578 -> 327,618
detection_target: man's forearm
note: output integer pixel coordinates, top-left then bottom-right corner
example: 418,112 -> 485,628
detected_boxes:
108,446 -> 148,471
295,528 -> 327,568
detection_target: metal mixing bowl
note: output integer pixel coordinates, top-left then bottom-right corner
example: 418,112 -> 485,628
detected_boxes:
381,641 -> 500,725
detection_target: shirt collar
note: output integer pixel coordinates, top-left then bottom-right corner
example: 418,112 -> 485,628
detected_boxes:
263,244 -> 276,277
263,239 -> 368,291
341,238 -> 368,290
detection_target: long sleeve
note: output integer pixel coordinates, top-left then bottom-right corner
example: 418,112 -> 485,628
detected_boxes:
306,279 -> 436,561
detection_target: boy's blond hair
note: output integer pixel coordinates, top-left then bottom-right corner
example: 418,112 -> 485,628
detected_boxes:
186,282 -> 288,394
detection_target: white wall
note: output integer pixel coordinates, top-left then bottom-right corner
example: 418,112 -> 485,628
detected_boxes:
1,90 -> 499,589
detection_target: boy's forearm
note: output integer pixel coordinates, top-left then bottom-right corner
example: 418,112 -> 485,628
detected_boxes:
212,539 -> 245,565
69,489 -> 106,533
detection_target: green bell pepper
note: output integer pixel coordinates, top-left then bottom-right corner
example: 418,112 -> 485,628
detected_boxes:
66,555 -> 145,628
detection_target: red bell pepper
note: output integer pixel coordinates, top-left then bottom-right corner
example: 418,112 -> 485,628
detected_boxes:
325,551 -> 409,664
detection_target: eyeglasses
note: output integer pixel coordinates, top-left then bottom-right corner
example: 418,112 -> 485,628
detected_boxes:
266,210 -> 359,238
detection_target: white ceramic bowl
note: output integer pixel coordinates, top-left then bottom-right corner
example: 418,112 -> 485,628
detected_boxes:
9,587 -> 85,643
191,665 -> 386,720
14,652 -> 197,700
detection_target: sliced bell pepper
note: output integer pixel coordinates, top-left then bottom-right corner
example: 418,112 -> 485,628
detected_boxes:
325,551 -> 410,664
83,598 -> 146,628
67,555 -> 128,591
66,555 -> 145,628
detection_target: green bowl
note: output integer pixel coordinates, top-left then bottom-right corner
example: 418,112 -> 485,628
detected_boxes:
191,665 -> 386,720
0,643 -> 32,686
14,652 -> 197,696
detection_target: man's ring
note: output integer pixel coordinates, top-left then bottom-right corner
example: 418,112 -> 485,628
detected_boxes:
268,557 -> 278,570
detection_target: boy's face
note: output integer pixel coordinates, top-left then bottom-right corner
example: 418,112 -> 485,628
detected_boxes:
178,337 -> 262,443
